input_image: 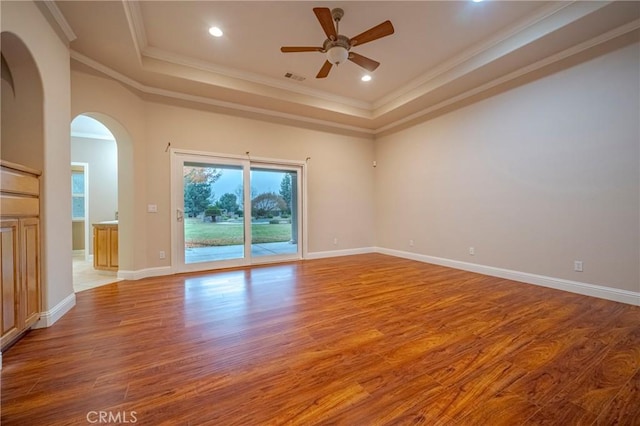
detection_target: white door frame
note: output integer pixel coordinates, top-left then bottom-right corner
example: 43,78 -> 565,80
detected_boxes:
170,148 -> 307,274
71,162 -> 90,261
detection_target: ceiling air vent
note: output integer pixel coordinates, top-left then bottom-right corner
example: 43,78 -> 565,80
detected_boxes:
284,72 -> 306,82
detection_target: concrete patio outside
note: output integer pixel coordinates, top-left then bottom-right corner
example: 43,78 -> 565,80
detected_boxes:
185,241 -> 298,263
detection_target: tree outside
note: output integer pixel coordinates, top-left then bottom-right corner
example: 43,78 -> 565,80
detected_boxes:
183,166 -> 221,217
204,206 -> 221,222
216,193 -> 239,214
279,173 -> 292,214
251,192 -> 287,218
234,184 -> 258,211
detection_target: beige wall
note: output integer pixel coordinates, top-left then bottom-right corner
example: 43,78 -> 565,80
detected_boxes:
375,42 -> 640,293
2,1 -> 74,317
71,71 -> 376,270
144,102 -> 375,266
71,136 -> 118,254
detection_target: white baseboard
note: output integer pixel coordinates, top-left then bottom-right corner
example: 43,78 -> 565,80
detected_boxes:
33,292 -> 77,328
376,247 -> 640,306
77,247 -> 640,306
117,266 -> 172,280
306,247 -> 376,260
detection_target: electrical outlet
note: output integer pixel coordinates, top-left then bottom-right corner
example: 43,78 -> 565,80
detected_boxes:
333,237 -> 338,245
469,247 -> 475,256
159,251 -> 166,259
409,239 -> 414,247
574,260 -> 583,272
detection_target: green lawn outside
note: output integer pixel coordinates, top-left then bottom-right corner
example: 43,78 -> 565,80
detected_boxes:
184,218 -> 292,246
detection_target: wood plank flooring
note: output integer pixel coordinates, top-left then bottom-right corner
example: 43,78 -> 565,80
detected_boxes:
1,253 -> 639,425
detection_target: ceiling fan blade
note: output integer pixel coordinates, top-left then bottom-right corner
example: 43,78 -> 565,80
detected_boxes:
316,60 -> 333,79
348,52 -> 380,72
281,46 -> 324,53
349,20 -> 395,46
313,7 -> 337,40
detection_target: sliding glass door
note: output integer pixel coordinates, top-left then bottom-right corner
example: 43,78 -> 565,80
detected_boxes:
183,161 -> 245,265
172,152 -> 303,272
250,166 -> 299,259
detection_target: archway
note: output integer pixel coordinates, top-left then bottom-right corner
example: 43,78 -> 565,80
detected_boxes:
70,115 -> 120,291
1,31 -> 44,169
70,112 -> 135,283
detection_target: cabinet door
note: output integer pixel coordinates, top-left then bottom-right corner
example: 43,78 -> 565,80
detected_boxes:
94,226 -> 110,269
21,218 -> 40,327
109,227 -> 118,269
0,219 -> 20,347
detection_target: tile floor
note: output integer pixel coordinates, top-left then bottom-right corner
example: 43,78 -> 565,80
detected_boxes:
72,252 -> 122,292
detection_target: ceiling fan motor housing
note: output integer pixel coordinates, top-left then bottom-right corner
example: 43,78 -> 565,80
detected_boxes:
323,35 -> 351,52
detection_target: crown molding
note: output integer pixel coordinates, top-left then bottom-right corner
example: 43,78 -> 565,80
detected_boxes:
122,0 -> 146,64
141,46 -> 372,111
375,19 -> 640,134
117,0 -> 612,125
70,51 -> 375,137
37,0 -> 77,44
372,0 -> 610,116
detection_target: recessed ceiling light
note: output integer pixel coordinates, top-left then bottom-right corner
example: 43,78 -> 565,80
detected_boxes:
208,26 -> 223,37
472,0 -> 483,2
361,75 -> 372,82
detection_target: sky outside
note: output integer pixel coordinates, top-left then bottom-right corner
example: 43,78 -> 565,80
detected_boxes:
210,168 -> 288,202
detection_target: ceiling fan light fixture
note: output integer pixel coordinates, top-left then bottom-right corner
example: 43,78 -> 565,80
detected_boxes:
327,45 -> 348,65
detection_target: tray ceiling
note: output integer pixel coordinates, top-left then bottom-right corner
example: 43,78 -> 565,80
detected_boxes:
54,1 -> 640,135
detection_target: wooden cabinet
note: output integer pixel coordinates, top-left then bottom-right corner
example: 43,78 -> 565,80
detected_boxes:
1,220 -> 21,346
93,223 -> 118,271
21,217 -> 41,326
0,161 -> 41,350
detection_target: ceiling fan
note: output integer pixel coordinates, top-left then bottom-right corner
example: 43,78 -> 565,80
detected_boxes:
280,7 -> 395,79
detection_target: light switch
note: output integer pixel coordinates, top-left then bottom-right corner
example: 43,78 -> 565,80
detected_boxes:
148,204 -> 158,213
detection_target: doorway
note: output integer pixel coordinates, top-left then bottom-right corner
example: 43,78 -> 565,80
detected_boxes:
71,162 -> 89,260
172,151 -> 305,273
70,115 -> 121,292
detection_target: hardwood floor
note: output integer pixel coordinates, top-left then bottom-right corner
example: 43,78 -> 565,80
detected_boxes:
2,253 -> 639,425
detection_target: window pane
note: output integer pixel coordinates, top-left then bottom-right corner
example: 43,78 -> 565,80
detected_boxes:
71,172 -> 84,194
250,168 -> 298,258
183,163 -> 244,264
72,196 -> 85,219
